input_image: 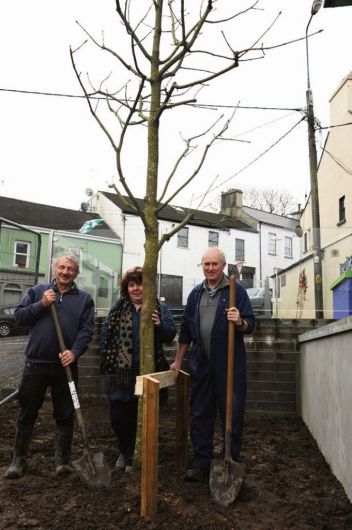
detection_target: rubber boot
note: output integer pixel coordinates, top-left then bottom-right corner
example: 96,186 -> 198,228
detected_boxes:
55,422 -> 73,476
4,426 -> 33,479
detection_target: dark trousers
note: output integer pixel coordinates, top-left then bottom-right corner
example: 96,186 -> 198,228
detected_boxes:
189,365 -> 246,470
108,398 -> 138,466
17,361 -> 77,431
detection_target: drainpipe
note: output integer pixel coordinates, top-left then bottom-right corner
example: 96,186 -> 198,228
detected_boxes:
45,230 -> 55,282
259,221 -> 262,287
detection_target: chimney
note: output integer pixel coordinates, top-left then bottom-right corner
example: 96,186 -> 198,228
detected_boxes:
220,189 -> 257,230
220,189 -> 243,218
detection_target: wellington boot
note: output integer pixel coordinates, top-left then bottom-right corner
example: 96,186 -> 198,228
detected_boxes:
55,424 -> 73,476
4,456 -> 27,479
4,426 -> 33,480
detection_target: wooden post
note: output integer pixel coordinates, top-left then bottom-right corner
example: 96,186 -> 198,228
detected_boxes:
141,376 -> 159,519
175,371 -> 190,473
135,370 -> 189,519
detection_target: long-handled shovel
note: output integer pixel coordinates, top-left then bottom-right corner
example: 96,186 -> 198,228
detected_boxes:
50,304 -> 111,488
209,274 -> 246,507
0,389 -> 19,407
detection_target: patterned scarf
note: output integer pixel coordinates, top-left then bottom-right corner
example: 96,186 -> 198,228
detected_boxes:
100,298 -> 135,387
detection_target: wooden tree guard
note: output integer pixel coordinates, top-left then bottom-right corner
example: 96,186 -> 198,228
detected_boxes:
175,371 -> 190,473
141,376 -> 159,519
135,370 -> 190,519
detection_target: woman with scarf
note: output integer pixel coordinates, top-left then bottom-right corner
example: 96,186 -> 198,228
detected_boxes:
100,267 -> 176,472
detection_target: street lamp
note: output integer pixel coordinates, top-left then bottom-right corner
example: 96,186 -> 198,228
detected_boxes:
305,0 -> 324,319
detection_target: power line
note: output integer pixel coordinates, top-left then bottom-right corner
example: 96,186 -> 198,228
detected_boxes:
194,116 -> 305,200
323,148 -> 352,176
0,87 -> 302,112
317,121 -> 352,131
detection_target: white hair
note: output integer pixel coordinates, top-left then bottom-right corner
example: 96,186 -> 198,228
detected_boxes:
52,251 -> 80,274
201,247 -> 226,264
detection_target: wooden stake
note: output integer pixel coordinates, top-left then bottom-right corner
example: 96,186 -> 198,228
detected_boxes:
175,371 -> 190,473
141,376 -> 159,519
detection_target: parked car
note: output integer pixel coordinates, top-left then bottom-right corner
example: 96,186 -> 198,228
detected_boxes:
0,306 -> 28,337
246,287 -> 271,316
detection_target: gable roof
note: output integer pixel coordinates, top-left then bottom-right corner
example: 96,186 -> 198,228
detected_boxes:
242,206 -> 299,231
0,195 -> 118,239
101,191 -> 257,233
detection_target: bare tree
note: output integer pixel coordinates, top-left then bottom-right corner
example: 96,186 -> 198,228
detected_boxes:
243,186 -> 297,215
70,1 -> 305,374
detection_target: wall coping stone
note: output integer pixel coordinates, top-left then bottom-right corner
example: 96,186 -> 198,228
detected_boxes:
298,316 -> 352,343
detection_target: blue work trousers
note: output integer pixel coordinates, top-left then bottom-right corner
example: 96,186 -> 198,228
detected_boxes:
189,363 -> 246,470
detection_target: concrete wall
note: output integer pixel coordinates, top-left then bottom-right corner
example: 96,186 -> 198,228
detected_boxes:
298,316 -> 352,502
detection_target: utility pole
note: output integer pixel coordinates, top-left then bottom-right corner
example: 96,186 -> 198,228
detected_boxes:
305,0 -> 324,319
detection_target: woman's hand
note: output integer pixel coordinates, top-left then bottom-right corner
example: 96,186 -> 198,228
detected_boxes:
152,310 -> 161,327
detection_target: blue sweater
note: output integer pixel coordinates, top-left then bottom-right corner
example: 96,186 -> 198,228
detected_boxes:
15,281 -> 95,363
179,280 -> 255,378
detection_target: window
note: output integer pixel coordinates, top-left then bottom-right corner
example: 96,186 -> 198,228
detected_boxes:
208,231 -> 219,247
268,233 -> 276,255
177,227 -> 189,248
14,241 -> 30,269
338,195 -> 346,224
98,276 -> 109,298
284,236 -> 293,258
235,238 -> 245,261
281,274 -> 286,287
303,232 -> 308,254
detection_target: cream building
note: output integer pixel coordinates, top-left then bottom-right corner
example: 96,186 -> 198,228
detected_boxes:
277,73 -> 352,319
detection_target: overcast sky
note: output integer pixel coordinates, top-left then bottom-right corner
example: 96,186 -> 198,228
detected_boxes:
0,0 -> 351,213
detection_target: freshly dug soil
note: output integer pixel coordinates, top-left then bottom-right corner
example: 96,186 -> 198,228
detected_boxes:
0,392 -> 351,530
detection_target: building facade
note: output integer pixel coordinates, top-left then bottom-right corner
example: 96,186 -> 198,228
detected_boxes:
0,197 -> 122,315
276,73 -> 352,319
88,189 -> 301,308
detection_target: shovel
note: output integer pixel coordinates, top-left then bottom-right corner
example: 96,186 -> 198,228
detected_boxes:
0,389 -> 19,407
50,304 -> 111,488
209,274 -> 246,507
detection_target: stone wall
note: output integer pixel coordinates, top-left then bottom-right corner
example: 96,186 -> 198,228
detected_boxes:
245,318 -> 329,415
78,317 -> 330,417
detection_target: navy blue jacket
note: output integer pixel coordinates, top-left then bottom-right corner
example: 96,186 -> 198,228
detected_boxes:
15,281 -> 95,363
179,280 -> 255,379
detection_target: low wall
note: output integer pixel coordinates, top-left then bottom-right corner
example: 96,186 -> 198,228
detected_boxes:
298,316 -> 352,502
78,317 -> 329,417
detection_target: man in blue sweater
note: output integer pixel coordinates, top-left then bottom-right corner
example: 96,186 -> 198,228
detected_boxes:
4,252 -> 95,479
171,247 -> 254,482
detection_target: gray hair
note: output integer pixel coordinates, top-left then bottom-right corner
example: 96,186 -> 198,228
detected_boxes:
201,247 -> 226,264
52,251 -> 80,274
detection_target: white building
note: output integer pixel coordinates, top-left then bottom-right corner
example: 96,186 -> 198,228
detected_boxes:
87,189 -> 301,308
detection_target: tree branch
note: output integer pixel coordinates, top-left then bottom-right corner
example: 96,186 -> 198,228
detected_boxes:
115,0 -> 151,62
70,46 -> 147,222
75,20 -> 143,79
158,113 -> 233,212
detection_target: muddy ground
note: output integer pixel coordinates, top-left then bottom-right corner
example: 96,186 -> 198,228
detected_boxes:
0,390 -> 351,530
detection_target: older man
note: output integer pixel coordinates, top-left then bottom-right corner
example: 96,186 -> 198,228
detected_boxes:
4,251 -> 95,479
172,247 -> 254,482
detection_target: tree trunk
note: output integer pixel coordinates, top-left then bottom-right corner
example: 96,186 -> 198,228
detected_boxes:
140,0 -> 163,376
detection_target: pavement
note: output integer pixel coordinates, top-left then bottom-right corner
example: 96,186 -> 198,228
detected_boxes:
0,336 -> 27,390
